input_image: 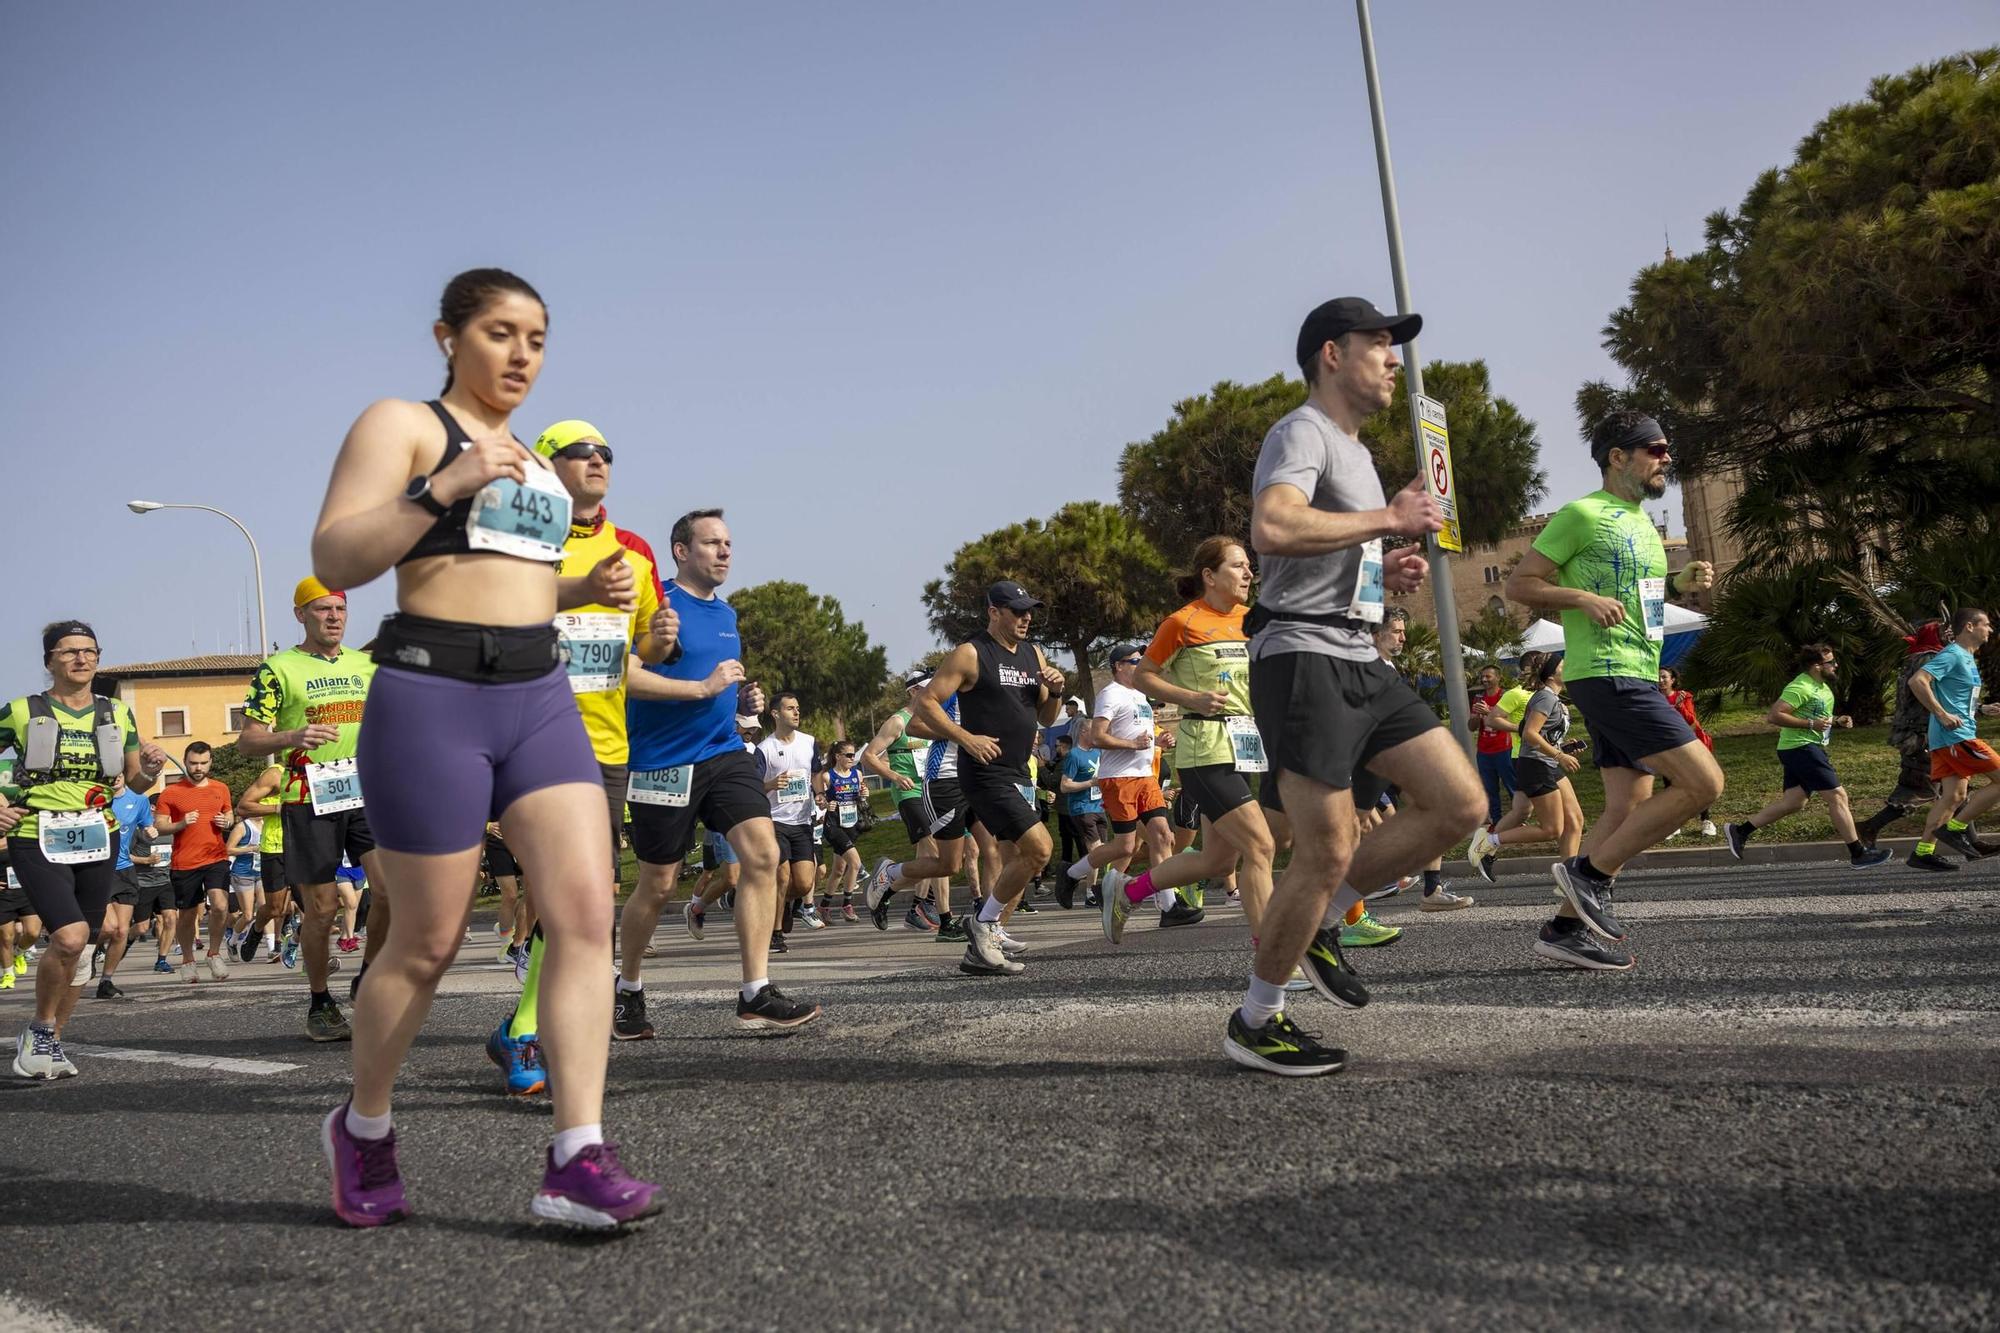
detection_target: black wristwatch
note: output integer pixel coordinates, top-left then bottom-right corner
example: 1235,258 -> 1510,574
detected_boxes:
404,474 -> 449,517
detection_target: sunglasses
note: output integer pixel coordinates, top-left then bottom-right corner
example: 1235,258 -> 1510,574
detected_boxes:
1116,656 -> 1143,666
1629,442 -> 1670,459
553,442 -> 614,465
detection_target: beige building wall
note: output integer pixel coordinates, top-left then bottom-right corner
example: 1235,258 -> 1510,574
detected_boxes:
1679,466 -> 1746,612
115,675 -> 255,753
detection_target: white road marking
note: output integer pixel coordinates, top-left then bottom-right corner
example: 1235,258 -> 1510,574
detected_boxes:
59,1044 -> 302,1075
0,1293 -> 105,1332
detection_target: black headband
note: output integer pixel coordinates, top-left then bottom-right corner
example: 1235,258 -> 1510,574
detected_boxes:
1597,415 -> 1664,461
43,620 -> 97,655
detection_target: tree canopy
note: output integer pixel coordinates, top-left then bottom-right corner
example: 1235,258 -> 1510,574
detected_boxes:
922,501 -> 1172,702
1118,362 -> 1546,570
729,580 -> 889,739
1582,48 -> 2000,569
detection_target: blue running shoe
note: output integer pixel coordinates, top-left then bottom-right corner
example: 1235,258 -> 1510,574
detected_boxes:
282,936 -> 301,970
152,956 -> 175,974
486,1020 -> 547,1097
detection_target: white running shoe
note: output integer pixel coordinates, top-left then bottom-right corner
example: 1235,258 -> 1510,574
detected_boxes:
13,1027 -> 58,1080
865,858 -> 896,912
206,953 -> 230,981
1700,820 -> 1718,837
181,963 -> 199,984
994,928 -> 1028,957
963,914 -> 1010,970
683,900 -> 705,942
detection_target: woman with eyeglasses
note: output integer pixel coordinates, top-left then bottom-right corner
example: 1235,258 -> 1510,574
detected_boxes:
308,267 -> 660,1231
1,621 -> 169,1079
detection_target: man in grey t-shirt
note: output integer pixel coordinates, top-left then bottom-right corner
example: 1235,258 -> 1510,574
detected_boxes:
1221,296 -> 1487,1079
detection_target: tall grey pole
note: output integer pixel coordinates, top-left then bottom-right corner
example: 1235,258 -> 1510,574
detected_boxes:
1356,0 -> 1474,758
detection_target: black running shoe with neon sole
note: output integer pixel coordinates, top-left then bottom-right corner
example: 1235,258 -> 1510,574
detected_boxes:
1222,1009 -> 1346,1076
1300,927 -> 1369,1009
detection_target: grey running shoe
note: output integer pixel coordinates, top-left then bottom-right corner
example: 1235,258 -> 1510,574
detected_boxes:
1552,858 -> 1624,941
1533,920 -> 1635,971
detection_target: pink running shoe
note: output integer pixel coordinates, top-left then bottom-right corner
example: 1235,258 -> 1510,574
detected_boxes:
531,1142 -> 663,1230
321,1103 -> 410,1228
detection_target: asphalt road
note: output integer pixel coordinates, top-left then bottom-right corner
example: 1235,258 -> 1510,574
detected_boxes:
6,857 -> 1998,1332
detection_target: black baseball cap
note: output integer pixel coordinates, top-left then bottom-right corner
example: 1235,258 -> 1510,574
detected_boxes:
986,580 -> 1044,613
1296,297 -> 1422,373
1108,641 -> 1146,665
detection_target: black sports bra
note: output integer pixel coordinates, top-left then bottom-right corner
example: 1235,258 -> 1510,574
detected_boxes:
395,400 -> 545,566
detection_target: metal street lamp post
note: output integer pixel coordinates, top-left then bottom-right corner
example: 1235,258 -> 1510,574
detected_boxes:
127,500 -> 269,654
1354,0 -> 1475,757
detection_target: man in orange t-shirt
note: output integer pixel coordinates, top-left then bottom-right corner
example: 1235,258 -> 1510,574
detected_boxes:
151,741 -> 236,982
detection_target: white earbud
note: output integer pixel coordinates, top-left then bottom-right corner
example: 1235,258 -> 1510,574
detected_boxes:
443,338 -> 455,358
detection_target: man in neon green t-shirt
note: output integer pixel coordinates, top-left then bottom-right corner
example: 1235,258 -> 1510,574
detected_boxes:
1725,642 -> 1891,869
1505,410 -> 1722,969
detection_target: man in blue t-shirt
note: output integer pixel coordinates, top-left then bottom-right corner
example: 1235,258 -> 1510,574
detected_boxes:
617,509 -> 820,1033
1053,734 -> 1108,909
97,777 -> 158,997
1907,607 -> 2000,870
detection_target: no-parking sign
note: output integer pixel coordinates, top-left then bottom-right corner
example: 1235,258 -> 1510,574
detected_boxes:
1415,393 -> 1462,552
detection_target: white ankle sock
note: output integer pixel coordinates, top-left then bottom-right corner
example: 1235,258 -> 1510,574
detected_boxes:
1240,975 -> 1286,1026
978,895 -> 1003,923
741,979 -> 768,1002
616,976 -> 643,994
344,1104 -> 392,1141
551,1123 -> 603,1168
1067,858 -> 1092,882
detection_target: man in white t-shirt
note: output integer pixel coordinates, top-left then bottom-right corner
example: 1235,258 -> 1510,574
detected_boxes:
757,691 -> 821,940
1062,643 -> 1195,926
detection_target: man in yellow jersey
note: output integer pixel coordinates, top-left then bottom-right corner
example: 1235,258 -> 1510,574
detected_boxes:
490,419 -> 678,1090
238,579 -> 382,1042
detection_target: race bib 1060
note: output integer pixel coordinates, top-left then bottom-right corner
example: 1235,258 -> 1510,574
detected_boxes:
1225,715 -> 1268,773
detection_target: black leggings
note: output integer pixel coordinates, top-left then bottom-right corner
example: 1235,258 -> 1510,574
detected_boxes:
8,838 -> 116,937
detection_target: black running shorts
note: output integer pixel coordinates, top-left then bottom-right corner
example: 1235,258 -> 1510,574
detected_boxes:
628,749 -> 770,866
1176,763 -> 1256,825
959,764 -> 1042,844
1564,675 -> 1697,773
1249,652 -> 1439,795
773,821 -> 815,865
281,804 -> 377,887
171,859 -> 230,910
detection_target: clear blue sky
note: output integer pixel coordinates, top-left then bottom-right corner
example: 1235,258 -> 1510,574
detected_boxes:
3,0 -> 1990,691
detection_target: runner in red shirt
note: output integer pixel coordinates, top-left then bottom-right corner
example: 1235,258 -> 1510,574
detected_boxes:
1469,665 -> 1516,825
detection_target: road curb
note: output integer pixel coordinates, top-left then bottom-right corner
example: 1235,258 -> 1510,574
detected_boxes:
1451,835 -> 1933,880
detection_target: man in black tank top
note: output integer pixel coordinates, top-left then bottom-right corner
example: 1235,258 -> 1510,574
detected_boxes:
912,581 -> 1067,977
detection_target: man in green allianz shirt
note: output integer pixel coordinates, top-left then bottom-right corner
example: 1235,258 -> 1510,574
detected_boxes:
237,577 -> 381,1043
1505,410 -> 1722,970
1725,644 -> 1892,869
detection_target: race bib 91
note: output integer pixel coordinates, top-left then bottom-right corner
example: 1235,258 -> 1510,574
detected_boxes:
41,811 -> 110,864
